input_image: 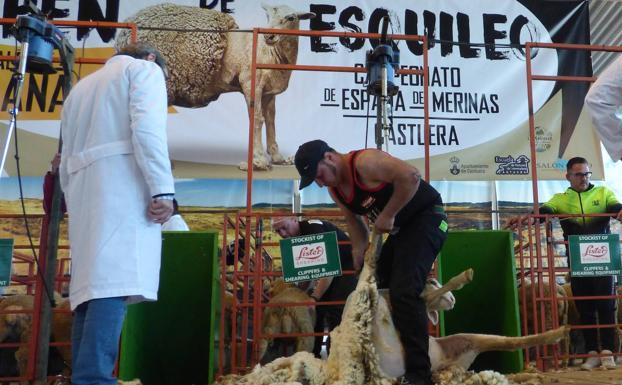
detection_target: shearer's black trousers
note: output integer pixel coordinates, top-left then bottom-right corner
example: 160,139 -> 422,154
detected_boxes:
377,208 -> 448,382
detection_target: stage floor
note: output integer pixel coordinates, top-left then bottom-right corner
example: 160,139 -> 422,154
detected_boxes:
539,366 -> 622,384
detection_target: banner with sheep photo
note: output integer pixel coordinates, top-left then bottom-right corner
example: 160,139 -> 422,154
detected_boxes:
0,0 -> 599,182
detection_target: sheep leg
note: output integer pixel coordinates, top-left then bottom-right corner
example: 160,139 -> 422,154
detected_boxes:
259,313 -> 279,361
293,308 -> 315,354
241,81 -> 270,171
434,326 -> 568,371
421,268 -> 474,305
263,95 -> 289,165
251,95 -> 271,170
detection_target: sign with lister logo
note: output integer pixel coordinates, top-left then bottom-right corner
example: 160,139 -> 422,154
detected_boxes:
569,234 -> 621,277
280,231 -> 342,283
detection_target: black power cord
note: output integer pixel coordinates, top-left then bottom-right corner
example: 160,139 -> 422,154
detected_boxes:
10,70 -> 56,307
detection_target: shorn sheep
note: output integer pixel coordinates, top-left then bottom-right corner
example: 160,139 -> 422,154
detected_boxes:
214,233 -> 567,385
517,278 -> 570,367
258,279 -> 316,362
116,3 -> 315,170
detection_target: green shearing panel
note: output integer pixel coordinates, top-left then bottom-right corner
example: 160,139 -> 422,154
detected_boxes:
119,231 -> 220,385
437,230 -> 523,374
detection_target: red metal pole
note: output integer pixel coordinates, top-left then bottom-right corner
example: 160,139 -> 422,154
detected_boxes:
255,62 -> 423,76
28,215 -> 50,381
251,218 -> 264,364
246,29 -> 259,214
255,27 -> 424,42
130,24 -> 137,43
218,215 -> 229,377
230,213 -> 240,373
526,217 -> 540,368
423,36 -> 430,181
545,218 -> 560,369
525,44 -> 539,213
517,221 -> 530,366
531,74 -> 595,82
240,216 -> 253,371
525,44 -> 547,369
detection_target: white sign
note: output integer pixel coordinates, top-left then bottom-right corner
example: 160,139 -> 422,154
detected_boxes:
0,0 -> 600,179
579,242 -> 611,264
292,242 -> 328,268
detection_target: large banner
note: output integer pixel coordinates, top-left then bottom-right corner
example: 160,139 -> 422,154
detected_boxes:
0,0 -> 602,180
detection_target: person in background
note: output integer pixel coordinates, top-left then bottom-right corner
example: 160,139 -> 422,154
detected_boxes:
162,199 -> 190,231
294,140 -> 448,385
507,156 -> 622,370
42,153 -> 66,216
59,42 -> 175,385
272,216 -> 357,358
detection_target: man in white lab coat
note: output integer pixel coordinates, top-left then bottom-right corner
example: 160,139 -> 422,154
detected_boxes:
585,55 -> 622,161
59,42 -> 175,385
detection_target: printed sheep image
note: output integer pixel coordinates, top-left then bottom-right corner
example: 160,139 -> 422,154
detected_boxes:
214,233 -> 568,385
116,3 -> 315,170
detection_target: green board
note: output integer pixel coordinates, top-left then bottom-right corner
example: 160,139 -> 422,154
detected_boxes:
119,231 -> 220,385
0,238 -> 13,287
568,234 -> 621,276
280,231 -> 342,283
437,230 -> 523,374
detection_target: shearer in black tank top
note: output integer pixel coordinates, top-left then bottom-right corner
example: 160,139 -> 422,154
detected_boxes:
294,140 -> 448,385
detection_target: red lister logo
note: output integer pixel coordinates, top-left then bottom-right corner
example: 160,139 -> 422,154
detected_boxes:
582,245 -> 608,258
296,245 -> 325,261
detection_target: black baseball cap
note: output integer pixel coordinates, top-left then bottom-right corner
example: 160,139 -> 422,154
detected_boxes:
294,140 -> 333,189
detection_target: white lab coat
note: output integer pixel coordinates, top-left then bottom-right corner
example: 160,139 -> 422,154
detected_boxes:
59,55 -> 174,310
585,55 -> 622,161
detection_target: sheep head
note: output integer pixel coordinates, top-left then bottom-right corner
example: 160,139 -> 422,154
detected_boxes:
267,278 -> 297,296
261,3 -> 315,45
420,278 -> 456,326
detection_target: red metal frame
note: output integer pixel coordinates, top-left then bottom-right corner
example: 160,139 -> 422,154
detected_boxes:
0,19 -> 137,67
0,213 -> 71,383
523,42 -> 622,369
245,28 -> 430,213
219,212 -> 348,374
515,212 -> 622,370
219,211 -> 445,376
217,27 -> 431,376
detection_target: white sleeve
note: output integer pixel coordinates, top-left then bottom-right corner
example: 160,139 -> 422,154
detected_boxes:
585,56 -> 622,161
59,101 -> 71,192
127,60 -> 175,196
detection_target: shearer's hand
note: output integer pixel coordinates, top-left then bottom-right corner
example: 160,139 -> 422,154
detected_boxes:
374,212 -> 395,234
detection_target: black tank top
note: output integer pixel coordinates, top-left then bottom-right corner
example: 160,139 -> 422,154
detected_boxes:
330,150 -> 443,227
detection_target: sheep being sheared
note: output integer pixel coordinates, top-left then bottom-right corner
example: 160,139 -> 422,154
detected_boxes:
257,266 -> 464,365
214,233 -> 567,385
116,3 -> 315,170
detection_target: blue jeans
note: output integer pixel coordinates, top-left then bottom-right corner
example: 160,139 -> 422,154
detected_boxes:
71,297 -> 127,385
